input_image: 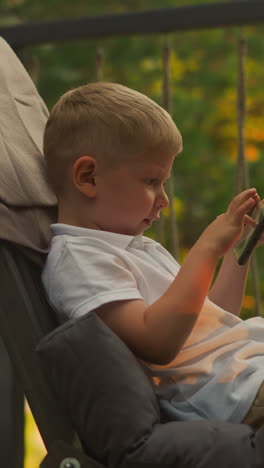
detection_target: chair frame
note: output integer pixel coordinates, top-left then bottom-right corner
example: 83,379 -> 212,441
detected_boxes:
0,240 -> 104,467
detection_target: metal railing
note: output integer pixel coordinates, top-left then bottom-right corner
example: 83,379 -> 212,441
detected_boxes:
0,1 -> 263,50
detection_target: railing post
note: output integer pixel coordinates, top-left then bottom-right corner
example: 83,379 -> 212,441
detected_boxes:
161,39 -> 180,259
235,36 -> 262,316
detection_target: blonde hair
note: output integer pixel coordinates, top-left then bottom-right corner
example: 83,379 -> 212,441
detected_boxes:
43,82 -> 182,195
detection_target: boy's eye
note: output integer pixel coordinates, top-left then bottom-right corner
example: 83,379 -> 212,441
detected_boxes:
145,178 -> 159,185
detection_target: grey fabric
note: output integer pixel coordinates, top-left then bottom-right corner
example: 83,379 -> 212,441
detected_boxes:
0,38 -> 57,261
37,312 -> 264,468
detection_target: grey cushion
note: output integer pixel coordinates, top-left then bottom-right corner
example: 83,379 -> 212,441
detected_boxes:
37,312 -> 264,468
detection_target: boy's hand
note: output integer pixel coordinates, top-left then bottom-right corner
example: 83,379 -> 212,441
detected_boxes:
200,188 -> 260,258
236,198 -> 264,245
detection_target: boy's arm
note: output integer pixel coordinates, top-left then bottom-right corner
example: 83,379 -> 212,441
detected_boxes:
208,248 -> 250,316
97,239 -> 218,365
97,188 -> 258,365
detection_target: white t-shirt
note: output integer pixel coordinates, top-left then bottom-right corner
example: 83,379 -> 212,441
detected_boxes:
42,223 -> 264,423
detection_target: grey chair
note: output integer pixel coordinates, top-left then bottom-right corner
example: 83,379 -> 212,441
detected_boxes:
1,239 -> 264,467
0,240 -> 102,467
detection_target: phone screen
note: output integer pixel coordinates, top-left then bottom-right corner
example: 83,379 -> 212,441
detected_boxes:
235,201 -> 264,265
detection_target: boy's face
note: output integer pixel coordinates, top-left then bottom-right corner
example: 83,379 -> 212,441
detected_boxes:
93,152 -> 174,236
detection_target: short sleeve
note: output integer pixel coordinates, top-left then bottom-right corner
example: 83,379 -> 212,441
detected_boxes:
47,238 -> 143,320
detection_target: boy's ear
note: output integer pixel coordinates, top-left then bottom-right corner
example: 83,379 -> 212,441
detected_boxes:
72,156 -> 98,198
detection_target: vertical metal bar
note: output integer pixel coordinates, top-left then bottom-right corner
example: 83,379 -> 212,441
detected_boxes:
235,37 -> 249,193
161,39 -> 180,259
235,36 -> 262,316
95,47 -> 104,81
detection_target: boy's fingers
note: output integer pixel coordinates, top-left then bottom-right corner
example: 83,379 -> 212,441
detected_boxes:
232,197 -> 255,223
230,188 -> 258,210
244,214 -> 257,227
229,189 -> 259,217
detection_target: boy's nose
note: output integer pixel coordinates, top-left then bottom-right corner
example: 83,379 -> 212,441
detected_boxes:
156,189 -> 169,209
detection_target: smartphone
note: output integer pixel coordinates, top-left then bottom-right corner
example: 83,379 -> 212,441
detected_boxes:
237,201 -> 264,265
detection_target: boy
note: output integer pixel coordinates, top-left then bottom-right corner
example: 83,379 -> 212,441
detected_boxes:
42,81 -> 264,429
